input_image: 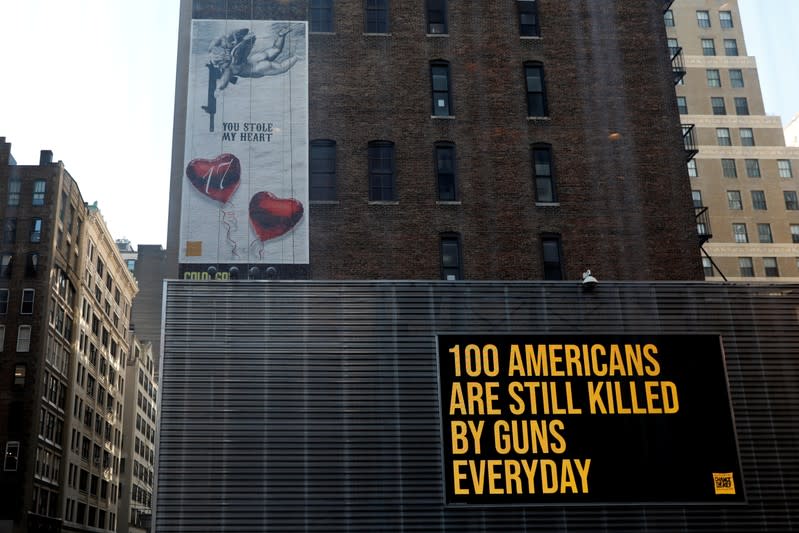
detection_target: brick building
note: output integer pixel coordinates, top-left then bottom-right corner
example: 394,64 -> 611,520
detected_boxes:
166,0 -> 703,281
0,138 -> 138,533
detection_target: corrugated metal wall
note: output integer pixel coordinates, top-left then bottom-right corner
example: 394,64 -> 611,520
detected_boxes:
156,281 -> 799,532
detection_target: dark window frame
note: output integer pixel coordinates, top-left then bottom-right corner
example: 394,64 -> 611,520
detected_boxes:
711,97 -> 726,115
309,0 -> 334,32
365,0 -> 389,33
435,142 -> 457,201
440,233 -> 462,280
722,159 -> 738,178
426,0 -> 447,34
368,141 -> 396,201
309,140 -> 337,201
541,234 -> 564,280
32,180 -> 46,206
430,61 -> 452,116
518,0 -> 540,37
524,62 -> 548,117
532,143 -> 557,203
734,97 -> 749,115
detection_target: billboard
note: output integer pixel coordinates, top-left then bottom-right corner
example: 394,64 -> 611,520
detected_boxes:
180,19 -> 308,276
437,334 -> 744,505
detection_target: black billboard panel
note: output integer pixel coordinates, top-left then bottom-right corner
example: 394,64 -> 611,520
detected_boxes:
437,334 -> 744,505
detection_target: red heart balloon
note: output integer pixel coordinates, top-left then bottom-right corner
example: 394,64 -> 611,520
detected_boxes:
186,153 -> 241,203
249,191 -> 304,241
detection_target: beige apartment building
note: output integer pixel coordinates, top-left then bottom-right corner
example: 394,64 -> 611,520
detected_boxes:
60,205 -> 138,532
668,0 -> 799,280
116,337 -> 156,533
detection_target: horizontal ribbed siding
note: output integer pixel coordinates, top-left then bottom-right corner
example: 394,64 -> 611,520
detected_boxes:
156,281 -> 799,532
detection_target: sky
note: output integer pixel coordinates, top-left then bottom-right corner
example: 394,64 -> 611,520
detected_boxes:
0,1 -> 797,248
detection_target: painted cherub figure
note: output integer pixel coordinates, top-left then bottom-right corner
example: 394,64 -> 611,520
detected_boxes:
208,26 -> 298,96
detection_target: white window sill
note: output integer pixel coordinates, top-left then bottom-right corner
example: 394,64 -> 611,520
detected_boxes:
427,33 -> 449,37
535,202 -> 560,207
431,115 -> 455,120
520,36 -> 542,40
436,201 -> 461,205
527,116 -> 551,121
364,33 -> 391,36
368,201 -> 399,205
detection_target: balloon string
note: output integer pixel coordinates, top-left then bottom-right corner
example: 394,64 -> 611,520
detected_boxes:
222,205 -> 239,258
249,239 -> 264,260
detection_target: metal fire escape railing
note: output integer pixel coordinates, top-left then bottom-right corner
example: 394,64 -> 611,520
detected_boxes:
682,124 -> 698,161
670,46 -> 686,85
695,206 -> 712,245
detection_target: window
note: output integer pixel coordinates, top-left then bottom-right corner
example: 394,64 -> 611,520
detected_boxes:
778,160 -> 793,178
518,1 -> 540,36
745,159 -> 760,177
751,190 -> 767,210
309,0 -> 333,32
32,180 -> 46,206
676,96 -> 688,114
3,218 -> 16,244
687,159 -> 698,177
430,61 -> 452,116
727,190 -> 742,210
734,97 -> 749,116
691,190 -> 703,208
524,63 -> 548,117
440,234 -> 461,280
724,39 -> 739,56
664,10 -> 674,27
757,224 -> 773,243
435,143 -> 457,201
667,38 -> 679,56
738,257 -> 754,277
14,364 -> 25,386
790,224 -> 799,243
732,223 -> 748,243
785,191 -> 799,210
30,218 -> 42,243
3,441 -> 20,471
702,257 -> 714,277
696,10 -> 710,27
426,0 -> 447,34
706,69 -> 721,87
17,325 -> 32,352
722,159 -> 737,178
25,253 -> 39,277
365,0 -> 389,33
21,289 -> 34,314
7,178 -> 21,206
720,11 -> 733,28
716,128 -> 731,146
0,290 -> 7,313
541,235 -> 563,280
729,69 -> 744,88
309,140 -> 336,201
368,141 -> 395,201
711,97 -> 726,115
0,254 -> 12,278
701,39 -> 716,56
532,144 -> 556,203
764,257 -> 779,277
740,128 -> 754,146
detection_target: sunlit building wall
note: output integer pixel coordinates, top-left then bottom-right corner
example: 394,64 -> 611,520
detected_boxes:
668,0 -> 799,280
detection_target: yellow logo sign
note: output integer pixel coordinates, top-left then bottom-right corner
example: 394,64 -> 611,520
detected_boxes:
713,473 -> 736,495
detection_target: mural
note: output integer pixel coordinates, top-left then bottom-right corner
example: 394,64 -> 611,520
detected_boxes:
180,20 -> 308,267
